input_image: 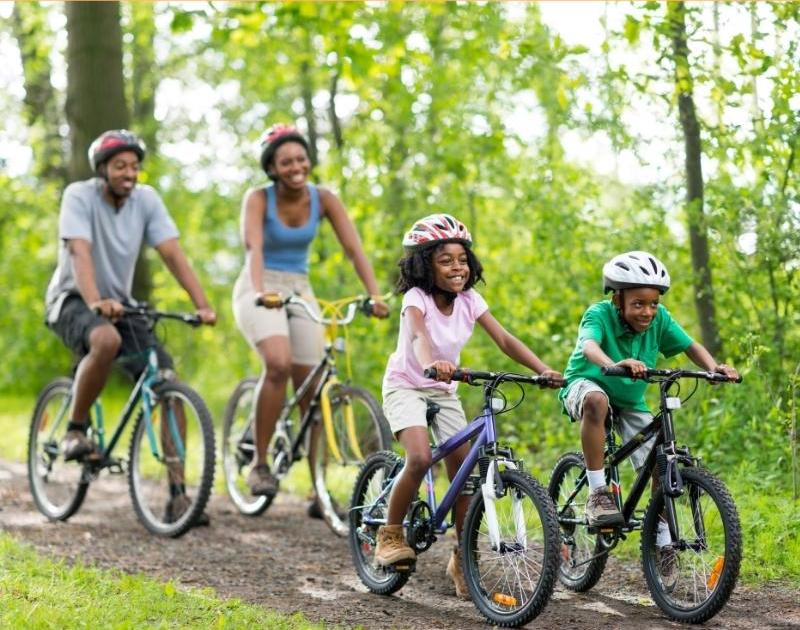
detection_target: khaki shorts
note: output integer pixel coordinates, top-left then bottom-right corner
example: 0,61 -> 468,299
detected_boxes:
382,386 -> 467,444
563,378 -> 655,470
232,267 -> 325,366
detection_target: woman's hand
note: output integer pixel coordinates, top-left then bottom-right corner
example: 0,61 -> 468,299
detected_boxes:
197,307 -> 217,325
370,299 -> 390,319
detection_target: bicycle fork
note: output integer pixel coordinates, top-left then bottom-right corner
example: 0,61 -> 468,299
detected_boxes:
481,458 -> 526,552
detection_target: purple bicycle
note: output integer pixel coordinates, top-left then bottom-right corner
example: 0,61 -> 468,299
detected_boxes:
348,368 -> 560,627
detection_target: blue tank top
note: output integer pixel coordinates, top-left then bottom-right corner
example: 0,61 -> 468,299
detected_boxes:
262,184 -> 321,274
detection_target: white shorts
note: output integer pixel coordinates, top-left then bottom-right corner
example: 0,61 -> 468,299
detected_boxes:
563,378 -> 655,470
232,267 -> 325,366
382,386 -> 467,444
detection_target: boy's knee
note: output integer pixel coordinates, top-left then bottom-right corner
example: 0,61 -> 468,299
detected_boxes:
582,392 -> 609,424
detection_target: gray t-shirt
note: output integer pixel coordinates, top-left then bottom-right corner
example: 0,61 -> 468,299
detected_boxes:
45,178 -> 179,321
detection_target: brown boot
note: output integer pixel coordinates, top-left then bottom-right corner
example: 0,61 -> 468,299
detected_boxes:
374,524 -> 415,567
446,545 -> 469,600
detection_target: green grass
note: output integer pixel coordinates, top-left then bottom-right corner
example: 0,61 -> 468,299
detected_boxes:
0,534 -> 326,629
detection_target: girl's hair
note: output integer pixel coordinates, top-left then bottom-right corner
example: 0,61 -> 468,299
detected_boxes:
396,241 -> 484,294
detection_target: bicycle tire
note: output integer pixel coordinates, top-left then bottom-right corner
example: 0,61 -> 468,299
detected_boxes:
462,468 -> 560,627
311,384 -> 392,537
349,450 -> 410,595
222,377 -> 272,516
28,377 -> 89,521
641,466 -> 741,623
548,452 -> 609,592
128,381 -> 215,537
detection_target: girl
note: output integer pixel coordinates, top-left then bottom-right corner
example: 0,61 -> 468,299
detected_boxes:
375,213 -> 563,598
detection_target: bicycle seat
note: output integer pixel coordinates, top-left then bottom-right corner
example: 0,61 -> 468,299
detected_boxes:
425,401 -> 440,426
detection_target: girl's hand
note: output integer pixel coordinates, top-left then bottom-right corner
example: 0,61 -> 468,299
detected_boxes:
425,360 -> 457,383
539,369 -> 565,389
615,358 -> 647,379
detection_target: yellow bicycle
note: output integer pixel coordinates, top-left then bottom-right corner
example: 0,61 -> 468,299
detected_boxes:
222,294 -> 392,536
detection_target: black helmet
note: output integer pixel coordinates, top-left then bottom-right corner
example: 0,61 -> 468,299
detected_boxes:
88,129 -> 146,172
259,124 -> 309,179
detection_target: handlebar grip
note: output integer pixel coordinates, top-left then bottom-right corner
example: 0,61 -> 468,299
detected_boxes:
424,367 -> 467,381
602,366 -> 629,377
255,293 -> 285,309
423,367 -> 437,379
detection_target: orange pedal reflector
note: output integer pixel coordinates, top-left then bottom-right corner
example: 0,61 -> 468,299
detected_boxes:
493,593 -> 518,607
707,556 -> 724,589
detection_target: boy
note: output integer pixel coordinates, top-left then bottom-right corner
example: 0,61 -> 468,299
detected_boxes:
559,251 -> 739,527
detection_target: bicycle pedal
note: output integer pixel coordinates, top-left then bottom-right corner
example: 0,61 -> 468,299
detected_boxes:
389,561 -> 416,574
107,460 -> 125,474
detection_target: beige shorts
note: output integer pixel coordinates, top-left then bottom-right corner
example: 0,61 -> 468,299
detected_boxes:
563,378 -> 655,470
232,267 -> 325,366
382,386 -> 467,444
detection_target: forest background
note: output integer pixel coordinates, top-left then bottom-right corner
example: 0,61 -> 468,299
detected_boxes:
0,0 -> 798,583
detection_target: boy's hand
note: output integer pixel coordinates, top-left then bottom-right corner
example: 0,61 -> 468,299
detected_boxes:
424,360 -> 457,383
539,369 -> 565,389
615,358 -> 647,379
713,363 -> 739,382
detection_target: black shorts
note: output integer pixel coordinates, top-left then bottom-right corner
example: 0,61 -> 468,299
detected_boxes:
48,294 -> 174,379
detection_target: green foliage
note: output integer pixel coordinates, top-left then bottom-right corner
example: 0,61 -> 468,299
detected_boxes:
0,534 -> 326,629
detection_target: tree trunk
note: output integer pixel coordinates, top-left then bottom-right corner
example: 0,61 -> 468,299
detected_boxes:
11,3 -> 67,183
667,1 -> 722,356
65,1 -> 129,182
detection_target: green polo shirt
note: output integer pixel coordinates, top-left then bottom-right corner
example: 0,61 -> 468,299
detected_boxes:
559,301 -> 693,413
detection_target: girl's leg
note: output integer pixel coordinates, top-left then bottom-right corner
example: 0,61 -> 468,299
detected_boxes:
443,443 -> 472,538
386,426 -> 432,524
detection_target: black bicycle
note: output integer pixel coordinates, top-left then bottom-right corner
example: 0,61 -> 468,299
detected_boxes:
28,306 -> 215,538
549,366 -> 742,623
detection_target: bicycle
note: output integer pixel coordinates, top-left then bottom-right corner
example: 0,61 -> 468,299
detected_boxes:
349,368 -> 560,628
222,293 -> 392,536
28,305 -> 215,538
549,366 -> 742,624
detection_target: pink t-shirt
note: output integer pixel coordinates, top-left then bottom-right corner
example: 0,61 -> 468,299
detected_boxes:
382,287 -> 489,393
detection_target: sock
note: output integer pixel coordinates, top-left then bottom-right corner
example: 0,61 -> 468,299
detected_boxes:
657,518 -> 671,547
587,469 -> 607,492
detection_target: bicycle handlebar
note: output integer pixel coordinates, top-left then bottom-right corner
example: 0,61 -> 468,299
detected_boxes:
602,365 -> 742,383
255,293 -> 375,326
120,305 -> 202,327
423,367 -> 554,387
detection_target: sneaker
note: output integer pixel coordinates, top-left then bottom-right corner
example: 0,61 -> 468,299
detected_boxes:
585,487 -> 624,527
61,430 -> 95,462
656,546 -> 679,592
446,545 -> 470,600
374,524 -> 416,567
247,464 -> 278,497
164,494 -> 211,526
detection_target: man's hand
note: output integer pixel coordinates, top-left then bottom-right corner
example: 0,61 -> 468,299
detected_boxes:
90,299 -> 124,321
614,358 -> 647,379
539,368 -> 565,389
197,307 -> 217,325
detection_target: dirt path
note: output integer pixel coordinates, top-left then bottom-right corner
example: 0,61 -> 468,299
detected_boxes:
1,458 -> 798,629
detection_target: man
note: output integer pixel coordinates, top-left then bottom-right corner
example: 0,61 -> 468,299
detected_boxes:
45,129 -> 216,522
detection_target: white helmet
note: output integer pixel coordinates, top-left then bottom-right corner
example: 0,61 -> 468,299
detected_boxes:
402,213 -> 472,250
603,251 -> 671,294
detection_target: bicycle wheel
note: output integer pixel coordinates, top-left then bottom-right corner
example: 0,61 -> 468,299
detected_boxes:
349,450 -> 409,595
641,466 -> 741,623
548,452 -> 609,591
28,377 -> 89,521
128,381 -> 215,537
222,377 -> 272,516
312,384 -> 392,537
462,468 -> 560,627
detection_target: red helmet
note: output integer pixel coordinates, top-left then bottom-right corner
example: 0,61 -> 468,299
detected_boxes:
259,124 -> 309,176
88,129 -> 145,172
402,214 -> 473,250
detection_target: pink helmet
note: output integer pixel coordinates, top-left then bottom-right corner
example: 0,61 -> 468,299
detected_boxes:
402,214 -> 472,250
259,124 -> 309,175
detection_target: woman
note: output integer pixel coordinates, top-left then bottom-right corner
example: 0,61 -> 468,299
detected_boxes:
232,124 -> 389,506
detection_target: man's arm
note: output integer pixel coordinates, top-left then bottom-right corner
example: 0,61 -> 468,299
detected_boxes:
67,238 -> 124,319
155,238 -> 216,324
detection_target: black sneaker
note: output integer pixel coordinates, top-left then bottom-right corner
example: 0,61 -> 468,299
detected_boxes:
247,464 -> 278,496
164,494 -> 210,526
61,430 -> 95,462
